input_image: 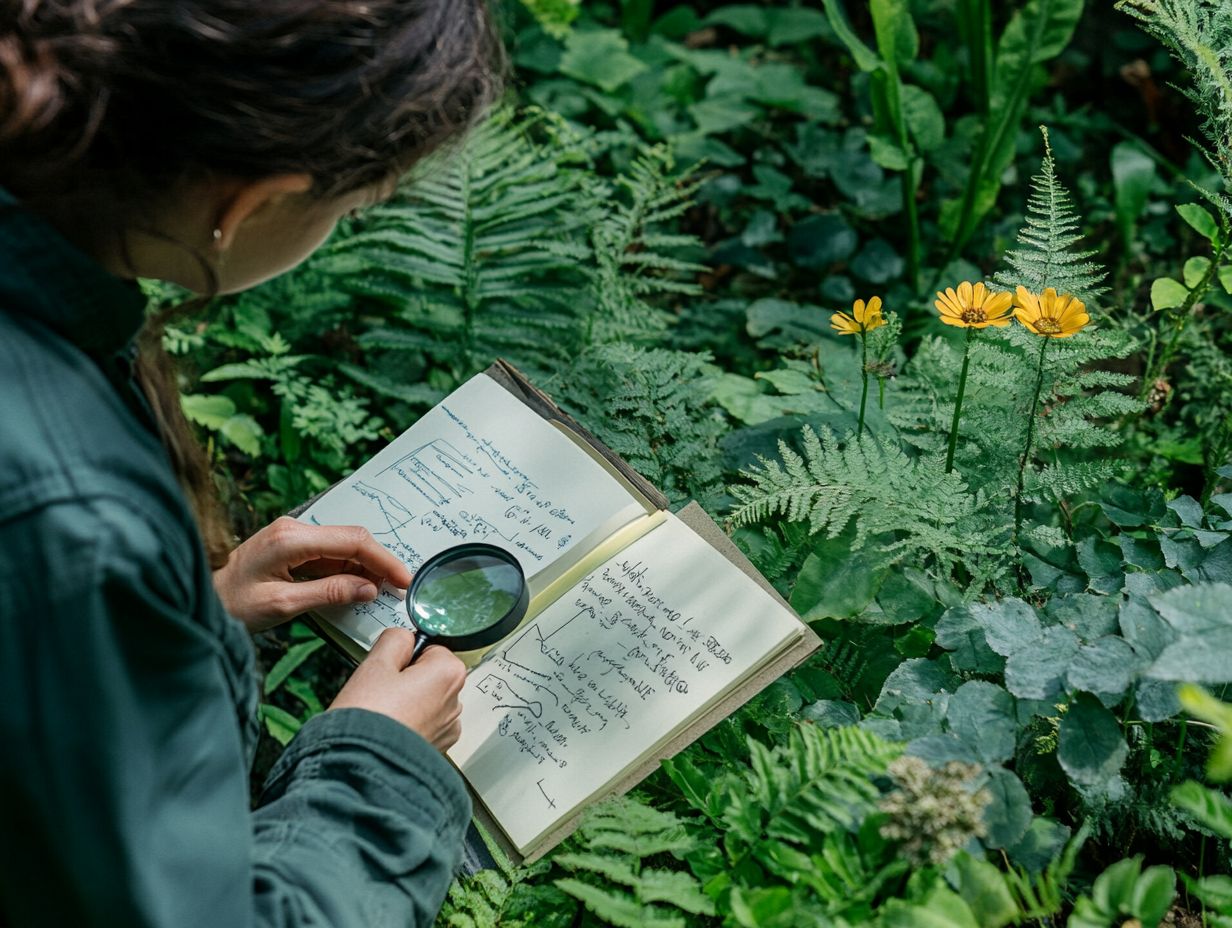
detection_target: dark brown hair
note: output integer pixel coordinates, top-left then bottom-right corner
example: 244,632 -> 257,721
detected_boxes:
1,0 -> 503,567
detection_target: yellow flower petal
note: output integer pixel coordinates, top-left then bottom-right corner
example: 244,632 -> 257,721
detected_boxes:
956,281 -> 973,308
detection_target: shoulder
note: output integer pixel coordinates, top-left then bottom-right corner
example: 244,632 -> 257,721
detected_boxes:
0,310 -> 186,530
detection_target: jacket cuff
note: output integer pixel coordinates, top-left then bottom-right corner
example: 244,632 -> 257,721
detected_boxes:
263,708 -> 471,828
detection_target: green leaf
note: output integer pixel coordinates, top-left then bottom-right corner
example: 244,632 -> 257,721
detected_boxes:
1146,583 -> 1232,683
982,767 -> 1033,848
1057,693 -> 1128,786
181,393 -> 237,429
790,537 -> 890,620
1110,142 -> 1155,246
1150,276 -> 1189,312
1177,202 -> 1219,240
767,8 -> 831,46
880,885 -> 980,928
952,853 -> 1018,928
902,84 -> 945,151
822,0 -> 881,71
1184,255 -> 1212,288
970,598 -> 1043,657
259,703 -> 302,746
947,681 -> 1016,764
264,639 -> 325,696
870,0 -> 919,66
1171,781 -> 1232,838
559,30 -> 648,92
219,414 -> 264,456
1065,636 -> 1140,701
1004,626 -> 1079,700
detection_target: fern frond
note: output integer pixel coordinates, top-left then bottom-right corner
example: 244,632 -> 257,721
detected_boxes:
993,127 -> 1109,303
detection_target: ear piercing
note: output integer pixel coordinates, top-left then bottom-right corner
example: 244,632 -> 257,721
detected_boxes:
212,228 -> 222,243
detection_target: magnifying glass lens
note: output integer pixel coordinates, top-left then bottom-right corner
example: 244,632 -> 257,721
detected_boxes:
411,553 -> 524,637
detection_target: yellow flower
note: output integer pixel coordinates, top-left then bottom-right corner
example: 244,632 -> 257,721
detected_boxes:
831,296 -> 885,336
1012,286 -> 1090,338
934,281 -> 1013,329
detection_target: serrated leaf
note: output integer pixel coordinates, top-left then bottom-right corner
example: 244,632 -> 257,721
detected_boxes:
1004,626 -> 1079,700
1066,636 -> 1140,701
947,681 -> 1016,764
970,598 -> 1043,657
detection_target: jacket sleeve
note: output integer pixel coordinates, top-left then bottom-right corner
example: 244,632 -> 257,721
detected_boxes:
0,499 -> 470,928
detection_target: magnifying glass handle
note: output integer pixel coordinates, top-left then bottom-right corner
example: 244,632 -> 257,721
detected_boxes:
409,631 -> 432,664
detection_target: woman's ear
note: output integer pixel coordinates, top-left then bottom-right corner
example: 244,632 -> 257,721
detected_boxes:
213,173 -> 314,250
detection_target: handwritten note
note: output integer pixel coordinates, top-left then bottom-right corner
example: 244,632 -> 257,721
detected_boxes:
299,375 -> 646,646
447,513 -> 802,852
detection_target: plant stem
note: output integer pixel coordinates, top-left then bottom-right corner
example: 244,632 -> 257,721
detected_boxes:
1140,237 -> 1224,401
945,328 -> 975,473
878,376 -> 886,410
957,0 -> 992,117
1013,336 -> 1050,548
903,161 -> 921,294
858,334 -> 870,437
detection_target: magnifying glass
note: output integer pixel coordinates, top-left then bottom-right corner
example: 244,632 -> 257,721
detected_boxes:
405,543 -> 529,663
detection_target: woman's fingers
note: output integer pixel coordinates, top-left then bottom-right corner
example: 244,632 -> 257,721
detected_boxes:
270,573 -> 379,619
266,518 -> 413,588
369,627 -> 420,668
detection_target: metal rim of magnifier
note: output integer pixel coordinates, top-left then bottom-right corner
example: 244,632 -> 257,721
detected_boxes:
404,542 -> 529,652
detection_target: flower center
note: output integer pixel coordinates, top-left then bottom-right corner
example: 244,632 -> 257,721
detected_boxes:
1035,317 -> 1063,334
960,307 -> 986,324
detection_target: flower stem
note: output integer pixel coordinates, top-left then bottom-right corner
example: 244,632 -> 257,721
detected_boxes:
858,334 -> 869,437
1013,337 -> 1050,548
945,328 -> 975,473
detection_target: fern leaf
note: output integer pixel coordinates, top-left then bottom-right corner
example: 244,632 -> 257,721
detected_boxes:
993,126 -> 1109,303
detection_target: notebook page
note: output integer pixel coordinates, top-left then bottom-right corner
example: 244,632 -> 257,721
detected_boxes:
299,374 -> 647,647
448,512 -> 803,853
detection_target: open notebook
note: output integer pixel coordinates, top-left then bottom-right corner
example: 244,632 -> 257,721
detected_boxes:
296,362 -> 819,862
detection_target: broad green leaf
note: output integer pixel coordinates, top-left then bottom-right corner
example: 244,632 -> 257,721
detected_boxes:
788,214 -> 858,267
767,8 -> 831,46
1004,626 -> 1079,700
870,0 -> 919,67
970,598 -> 1042,657
219,414 -> 264,457
935,606 -> 1004,673
1005,817 -> 1071,873
1150,581 -> 1232,633
902,84 -> 944,151
702,5 -> 768,36
1184,255 -> 1213,288
559,30 -> 647,92
880,886 -> 980,928
952,853 -> 1018,928
1065,636 -> 1140,701
947,681 -> 1016,764
1110,142 -> 1155,246
790,538 -> 889,620
1177,201 -> 1219,240
1178,683 -> 1232,780
1150,276 -> 1189,312
1172,780 -> 1232,838
181,393 -> 237,429
1057,694 -> 1128,786
982,767 -> 1033,848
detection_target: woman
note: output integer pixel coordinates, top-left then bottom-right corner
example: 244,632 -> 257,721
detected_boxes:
0,2 -> 501,925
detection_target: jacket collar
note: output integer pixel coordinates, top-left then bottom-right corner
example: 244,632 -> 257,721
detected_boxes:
0,187 -> 147,357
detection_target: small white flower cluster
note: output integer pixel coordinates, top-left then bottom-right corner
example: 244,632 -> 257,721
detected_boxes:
877,756 -> 992,868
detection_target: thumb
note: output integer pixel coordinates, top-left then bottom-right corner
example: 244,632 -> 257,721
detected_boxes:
281,575 -> 379,616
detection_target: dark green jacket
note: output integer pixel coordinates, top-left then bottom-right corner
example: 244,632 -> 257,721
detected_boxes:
0,192 -> 470,927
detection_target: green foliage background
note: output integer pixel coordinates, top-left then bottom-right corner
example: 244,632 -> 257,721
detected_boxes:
161,1 -> 1232,925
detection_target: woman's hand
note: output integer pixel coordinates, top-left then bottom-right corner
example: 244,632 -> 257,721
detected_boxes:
331,629 -> 466,750
213,517 -> 413,633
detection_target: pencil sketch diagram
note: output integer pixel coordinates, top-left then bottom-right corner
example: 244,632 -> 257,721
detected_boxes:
381,439 -> 476,508
501,608 -> 587,675
474,673 -> 544,718
348,481 -> 423,567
